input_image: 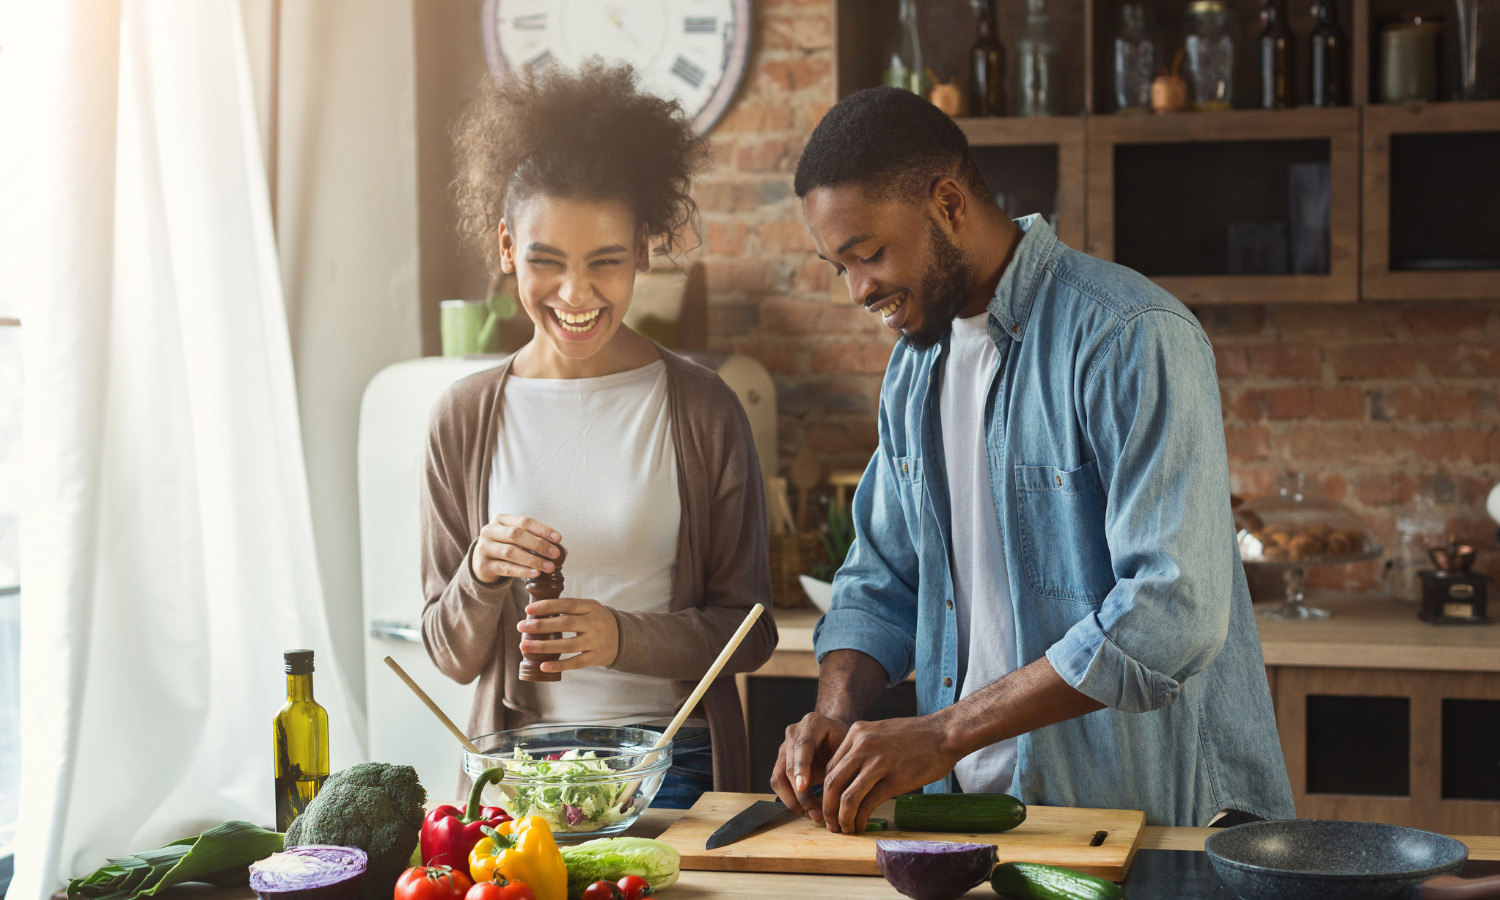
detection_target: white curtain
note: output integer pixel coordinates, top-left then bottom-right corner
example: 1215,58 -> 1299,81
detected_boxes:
7,3 -> 364,897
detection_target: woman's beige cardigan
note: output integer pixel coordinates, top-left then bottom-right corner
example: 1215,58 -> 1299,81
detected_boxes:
420,348 -> 778,791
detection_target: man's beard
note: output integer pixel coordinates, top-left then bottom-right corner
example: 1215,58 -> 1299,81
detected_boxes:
898,218 -> 979,351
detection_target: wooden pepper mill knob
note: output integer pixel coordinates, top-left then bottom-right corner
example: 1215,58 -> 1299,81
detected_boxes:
519,544 -> 567,683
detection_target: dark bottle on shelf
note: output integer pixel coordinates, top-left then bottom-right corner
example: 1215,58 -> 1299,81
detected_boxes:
1258,0 -> 1296,107
1309,0 -> 1348,105
969,0 -> 1007,116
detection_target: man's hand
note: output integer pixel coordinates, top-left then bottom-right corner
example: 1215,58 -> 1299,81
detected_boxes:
821,716 -> 963,834
769,712 -> 850,825
516,597 -> 620,671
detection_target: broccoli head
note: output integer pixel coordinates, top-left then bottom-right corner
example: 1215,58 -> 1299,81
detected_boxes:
285,762 -> 427,900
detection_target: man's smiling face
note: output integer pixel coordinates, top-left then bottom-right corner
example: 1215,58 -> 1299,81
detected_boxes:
802,182 -> 978,351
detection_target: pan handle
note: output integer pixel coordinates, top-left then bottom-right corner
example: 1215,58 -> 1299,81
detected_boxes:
1422,874 -> 1500,900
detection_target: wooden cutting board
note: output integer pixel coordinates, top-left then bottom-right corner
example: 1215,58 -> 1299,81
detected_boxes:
658,792 -> 1146,881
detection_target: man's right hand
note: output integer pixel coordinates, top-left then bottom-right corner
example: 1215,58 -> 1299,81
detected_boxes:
770,712 -> 851,825
470,514 -> 563,584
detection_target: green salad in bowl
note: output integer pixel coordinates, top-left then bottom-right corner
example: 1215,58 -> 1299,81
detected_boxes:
463,726 -> 673,838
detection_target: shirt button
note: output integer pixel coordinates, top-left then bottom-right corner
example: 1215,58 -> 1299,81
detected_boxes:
1011,325 -> 1020,333
943,676 -> 953,688
902,463 -> 909,474
946,599 -> 954,610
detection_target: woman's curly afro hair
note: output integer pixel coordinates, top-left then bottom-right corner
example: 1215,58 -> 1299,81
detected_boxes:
453,60 -> 708,274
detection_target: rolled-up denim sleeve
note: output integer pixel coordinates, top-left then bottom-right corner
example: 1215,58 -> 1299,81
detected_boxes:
1045,310 -> 1236,713
813,442 -> 921,686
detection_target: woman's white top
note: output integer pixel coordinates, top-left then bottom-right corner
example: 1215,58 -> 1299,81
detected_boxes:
488,360 -> 681,726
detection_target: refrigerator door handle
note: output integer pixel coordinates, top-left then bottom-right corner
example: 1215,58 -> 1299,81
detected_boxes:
370,619 -> 422,643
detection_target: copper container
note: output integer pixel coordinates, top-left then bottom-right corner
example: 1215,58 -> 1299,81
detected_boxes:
1428,536 -> 1478,572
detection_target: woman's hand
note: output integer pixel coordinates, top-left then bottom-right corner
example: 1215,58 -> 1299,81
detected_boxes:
470,514 -> 563,584
517,597 -> 620,672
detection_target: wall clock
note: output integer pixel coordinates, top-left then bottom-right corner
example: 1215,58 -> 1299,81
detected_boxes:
482,0 -> 752,135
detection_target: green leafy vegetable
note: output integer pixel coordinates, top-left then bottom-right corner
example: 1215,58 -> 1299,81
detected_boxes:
558,837 -> 679,897
67,820 -> 284,900
502,749 -> 631,834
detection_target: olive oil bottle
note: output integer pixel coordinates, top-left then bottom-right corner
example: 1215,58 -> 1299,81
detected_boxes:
274,649 -> 328,830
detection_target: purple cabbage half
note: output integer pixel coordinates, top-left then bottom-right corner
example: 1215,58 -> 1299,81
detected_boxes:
249,845 -> 368,900
876,839 -> 998,900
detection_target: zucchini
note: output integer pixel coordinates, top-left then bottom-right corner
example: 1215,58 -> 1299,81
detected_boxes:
892,793 -> 1027,833
989,861 -> 1125,900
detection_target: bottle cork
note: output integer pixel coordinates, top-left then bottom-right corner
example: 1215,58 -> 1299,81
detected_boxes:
519,544 -> 567,682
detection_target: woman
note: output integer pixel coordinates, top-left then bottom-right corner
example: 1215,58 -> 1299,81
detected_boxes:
420,61 -> 776,808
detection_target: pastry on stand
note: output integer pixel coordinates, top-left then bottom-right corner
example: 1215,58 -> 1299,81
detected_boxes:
1235,473 -> 1383,620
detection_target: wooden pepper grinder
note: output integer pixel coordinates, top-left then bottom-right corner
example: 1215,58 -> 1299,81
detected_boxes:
519,544 -> 567,682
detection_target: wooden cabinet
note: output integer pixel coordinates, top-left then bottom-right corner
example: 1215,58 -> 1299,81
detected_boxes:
830,2 -> 1500,306
1086,108 -> 1360,305
1361,100 -> 1500,301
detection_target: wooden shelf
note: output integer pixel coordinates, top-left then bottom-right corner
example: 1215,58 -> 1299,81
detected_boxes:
831,2 -> 1496,306
1086,108 -> 1360,304
1361,100 -> 1500,301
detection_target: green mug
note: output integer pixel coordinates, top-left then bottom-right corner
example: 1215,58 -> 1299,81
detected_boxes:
440,299 -> 496,357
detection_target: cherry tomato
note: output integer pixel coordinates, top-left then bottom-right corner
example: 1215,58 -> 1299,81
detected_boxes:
580,881 -> 624,900
464,875 -> 535,900
396,866 -> 474,900
617,875 -> 652,899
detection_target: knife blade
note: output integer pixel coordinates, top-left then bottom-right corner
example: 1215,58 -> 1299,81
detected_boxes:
705,785 -> 824,850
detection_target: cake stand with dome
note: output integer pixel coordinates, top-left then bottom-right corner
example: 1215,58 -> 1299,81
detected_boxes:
1235,473 -> 1385,620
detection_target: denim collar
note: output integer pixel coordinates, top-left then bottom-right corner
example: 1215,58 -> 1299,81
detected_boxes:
985,214 -> 1058,345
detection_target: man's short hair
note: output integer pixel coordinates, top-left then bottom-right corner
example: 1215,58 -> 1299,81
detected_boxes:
793,86 -> 992,204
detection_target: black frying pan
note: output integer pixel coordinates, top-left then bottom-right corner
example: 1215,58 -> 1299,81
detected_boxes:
1205,819 -> 1500,900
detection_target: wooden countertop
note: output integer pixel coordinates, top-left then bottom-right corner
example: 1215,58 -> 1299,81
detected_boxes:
760,591 -> 1500,675
186,810 -> 1500,900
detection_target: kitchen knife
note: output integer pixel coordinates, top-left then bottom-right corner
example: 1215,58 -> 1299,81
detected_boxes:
705,785 -> 824,850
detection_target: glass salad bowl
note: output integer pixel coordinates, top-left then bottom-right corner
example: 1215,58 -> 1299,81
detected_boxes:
462,725 -> 672,840
1235,473 -> 1384,620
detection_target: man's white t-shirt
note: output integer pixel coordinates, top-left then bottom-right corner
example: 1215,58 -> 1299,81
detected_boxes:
488,360 -> 680,726
939,312 -> 1019,794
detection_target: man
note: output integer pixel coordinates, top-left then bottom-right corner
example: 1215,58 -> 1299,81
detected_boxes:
771,87 -> 1294,830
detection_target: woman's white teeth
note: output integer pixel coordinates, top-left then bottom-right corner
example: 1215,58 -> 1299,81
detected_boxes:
552,308 -> 601,333
882,296 -> 906,319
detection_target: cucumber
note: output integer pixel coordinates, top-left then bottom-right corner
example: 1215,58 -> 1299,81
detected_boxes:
989,861 -> 1125,900
892,793 -> 1027,833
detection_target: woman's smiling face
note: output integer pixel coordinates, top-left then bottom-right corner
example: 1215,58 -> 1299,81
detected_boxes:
499,194 -> 650,365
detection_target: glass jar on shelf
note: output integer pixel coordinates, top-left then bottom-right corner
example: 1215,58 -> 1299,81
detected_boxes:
1234,472 -> 1385,620
1113,3 -> 1160,111
885,0 -> 933,96
1185,0 -> 1237,109
1014,0 -> 1060,116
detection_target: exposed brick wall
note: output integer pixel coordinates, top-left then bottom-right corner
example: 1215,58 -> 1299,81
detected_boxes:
1203,303 -> 1500,587
696,1 -> 1500,586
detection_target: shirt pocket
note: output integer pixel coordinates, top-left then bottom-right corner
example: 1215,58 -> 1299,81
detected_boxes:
1013,460 -> 1115,604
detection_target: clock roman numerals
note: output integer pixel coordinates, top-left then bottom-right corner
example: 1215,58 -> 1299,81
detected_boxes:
671,55 -> 707,88
525,48 -> 554,70
513,13 -> 546,30
684,16 -> 717,34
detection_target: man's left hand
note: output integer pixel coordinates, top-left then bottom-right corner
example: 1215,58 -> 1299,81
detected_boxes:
820,715 -> 962,833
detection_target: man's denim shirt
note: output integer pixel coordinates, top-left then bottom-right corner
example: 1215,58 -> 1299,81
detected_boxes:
814,216 -> 1295,827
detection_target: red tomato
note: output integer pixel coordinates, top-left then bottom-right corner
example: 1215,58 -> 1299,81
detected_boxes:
617,875 -> 652,899
580,881 -> 624,900
464,876 -> 535,900
396,866 -> 474,900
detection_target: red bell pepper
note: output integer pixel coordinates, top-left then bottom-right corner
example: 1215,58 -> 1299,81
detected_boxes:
421,766 -> 513,868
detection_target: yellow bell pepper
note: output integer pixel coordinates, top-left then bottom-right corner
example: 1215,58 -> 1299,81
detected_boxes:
468,816 -> 566,900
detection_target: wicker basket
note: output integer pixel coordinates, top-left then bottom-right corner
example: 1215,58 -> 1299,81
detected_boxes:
768,532 -> 826,609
